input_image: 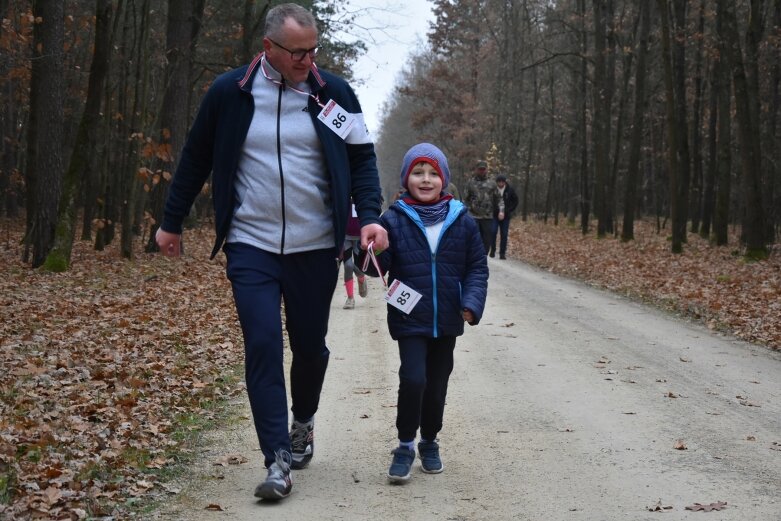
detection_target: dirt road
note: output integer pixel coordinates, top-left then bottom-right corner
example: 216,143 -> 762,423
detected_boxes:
153,258 -> 781,520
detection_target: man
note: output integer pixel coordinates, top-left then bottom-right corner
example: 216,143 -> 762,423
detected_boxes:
155,3 -> 387,501
464,160 -> 496,253
490,174 -> 519,259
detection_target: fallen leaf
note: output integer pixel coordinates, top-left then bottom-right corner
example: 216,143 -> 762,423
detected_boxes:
673,439 -> 687,450
679,357 -> 691,362
665,391 -> 679,398
213,453 -> 248,466
205,503 -> 224,511
647,499 -> 674,512
746,435 -> 756,441
685,501 -> 727,512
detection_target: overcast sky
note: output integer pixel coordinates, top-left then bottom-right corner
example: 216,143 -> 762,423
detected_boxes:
340,0 -> 435,134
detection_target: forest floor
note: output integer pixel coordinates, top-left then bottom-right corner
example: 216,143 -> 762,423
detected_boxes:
505,218 -> 780,350
0,217 -> 778,519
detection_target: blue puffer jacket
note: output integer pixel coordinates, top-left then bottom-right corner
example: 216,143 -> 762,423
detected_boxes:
367,199 -> 488,340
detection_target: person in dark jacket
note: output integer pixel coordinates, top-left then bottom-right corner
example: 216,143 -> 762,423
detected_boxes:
490,174 -> 519,259
361,143 -> 488,484
155,3 -> 388,501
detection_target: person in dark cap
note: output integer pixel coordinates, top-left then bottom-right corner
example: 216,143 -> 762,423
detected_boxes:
490,174 -> 519,259
464,160 -> 496,253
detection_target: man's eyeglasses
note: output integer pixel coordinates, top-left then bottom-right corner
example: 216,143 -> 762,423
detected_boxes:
268,37 -> 319,62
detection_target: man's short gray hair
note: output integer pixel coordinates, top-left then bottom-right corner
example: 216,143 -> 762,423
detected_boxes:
265,3 -> 318,39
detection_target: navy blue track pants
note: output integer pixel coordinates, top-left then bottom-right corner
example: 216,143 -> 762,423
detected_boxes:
224,242 -> 338,467
395,335 -> 457,442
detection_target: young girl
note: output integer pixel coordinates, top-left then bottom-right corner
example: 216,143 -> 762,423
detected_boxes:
341,203 -> 368,309
362,143 -> 488,482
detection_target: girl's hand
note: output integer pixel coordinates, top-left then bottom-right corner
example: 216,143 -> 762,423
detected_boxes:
462,309 -> 475,324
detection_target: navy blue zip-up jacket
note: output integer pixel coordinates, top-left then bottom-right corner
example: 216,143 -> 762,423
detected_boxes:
161,55 -> 383,258
365,199 -> 488,340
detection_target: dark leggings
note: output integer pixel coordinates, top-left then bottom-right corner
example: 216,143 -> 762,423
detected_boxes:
395,335 -> 457,442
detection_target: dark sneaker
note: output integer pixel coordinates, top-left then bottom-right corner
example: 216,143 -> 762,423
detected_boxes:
290,419 -> 314,469
499,254 -> 506,260
417,440 -> 444,474
254,450 -> 292,500
358,277 -> 368,298
387,447 -> 415,483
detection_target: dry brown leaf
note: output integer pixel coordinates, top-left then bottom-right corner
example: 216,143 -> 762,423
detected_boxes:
673,439 -> 687,450
205,503 -> 224,511
685,501 -> 727,512
213,453 -> 248,466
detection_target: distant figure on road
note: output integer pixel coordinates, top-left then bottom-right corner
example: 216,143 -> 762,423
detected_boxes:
361,143 -> 488,483
464,159 -> 496,253
490,174 -> 518,259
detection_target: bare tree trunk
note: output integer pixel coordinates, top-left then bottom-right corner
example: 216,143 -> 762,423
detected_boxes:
592,0 -> 609,237
609,8 -> 638,238
621,0 -> 650,242
657,0 -> 684,253
521,67 -> 539,222
718,0 -> 768,258
578,0 -> 590,235
689,1 -> 705,234
544,65 -> 557,224
80,0 -> 114,242
145,0 -> 206,252
241,0 -> 270,64
713,9 -> 732,246
120,0 -> 152,259
0,2 -> 24,220
769,0 -> 781,240
44,0 -> 112,271
26,0 -> 65,268
700,59 -> 718,239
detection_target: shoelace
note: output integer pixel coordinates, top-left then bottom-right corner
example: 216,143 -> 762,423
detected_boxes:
269,450 -> 292,477
290,424 -> 311,448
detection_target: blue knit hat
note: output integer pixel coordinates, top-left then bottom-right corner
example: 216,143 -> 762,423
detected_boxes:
399,143 -> 451,189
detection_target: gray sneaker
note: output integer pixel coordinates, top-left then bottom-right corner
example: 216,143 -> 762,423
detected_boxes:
358,277 -> 368,298
343,297 -> 355,309
290,419 -> 314,469
254,450 -> 292,500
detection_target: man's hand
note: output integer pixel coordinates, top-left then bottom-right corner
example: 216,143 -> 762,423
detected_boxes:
498,211 -> 505,221
156,228 -> 182,257
360,223 -> 388,252
462,309 -> 475,324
